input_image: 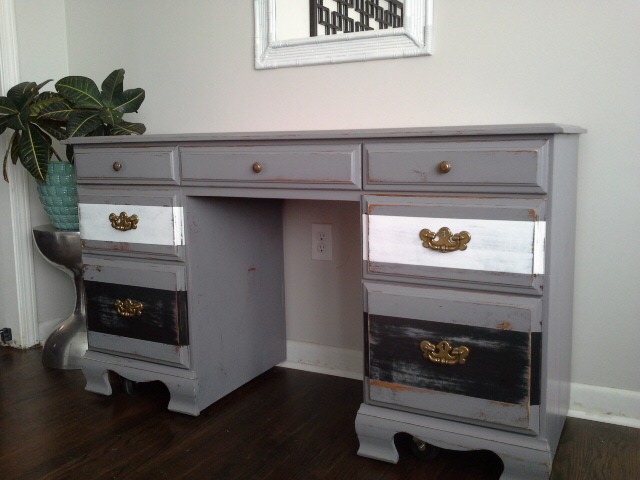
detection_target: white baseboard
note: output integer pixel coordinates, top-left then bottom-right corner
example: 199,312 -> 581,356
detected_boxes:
279,340 -> 363,381
569,383 -> 640,429
280,341 -> 640,429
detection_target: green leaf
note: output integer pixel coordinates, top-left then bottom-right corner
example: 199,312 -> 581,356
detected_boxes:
66,144 -> 75,163
109,120 -> 146,135
101,69 -> 125,105
10,130 -> 20,164
87,124 -> 107,137
37,100 -> 73,121
0,96 -> 19,116
7,82 -> 37,109
8,109 -> 30,130
3,144 -> 9,182
112,88 -> 145,113
29,92 -> 65,116
99,110 -> 124,126
67,110 -> 102,137
36,121 -> 67,141
56,76 -> 103,109
0,115 -> 10,135
35,79 -> 53,91
18,124 -> 51,181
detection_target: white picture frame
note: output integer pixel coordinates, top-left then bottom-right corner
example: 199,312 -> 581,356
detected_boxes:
255,0 -> 433,69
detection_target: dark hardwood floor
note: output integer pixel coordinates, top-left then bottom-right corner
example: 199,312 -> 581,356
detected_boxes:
1,347 -> 638,480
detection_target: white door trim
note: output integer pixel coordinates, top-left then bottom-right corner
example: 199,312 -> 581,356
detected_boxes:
0,0 -> 39,348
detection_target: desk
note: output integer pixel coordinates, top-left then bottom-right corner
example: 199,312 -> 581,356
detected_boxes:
71,124 -> 584,480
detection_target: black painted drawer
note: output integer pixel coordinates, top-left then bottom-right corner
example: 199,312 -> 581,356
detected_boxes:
83,259 -> 189,368
85,282 -> 188,345
364,282 -> 541,432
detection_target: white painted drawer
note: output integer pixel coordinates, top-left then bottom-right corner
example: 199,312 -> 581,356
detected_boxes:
79,193 -> 184,259
363,195 -> 546,294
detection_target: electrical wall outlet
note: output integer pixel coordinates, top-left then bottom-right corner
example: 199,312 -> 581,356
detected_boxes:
312,224 -> 332,261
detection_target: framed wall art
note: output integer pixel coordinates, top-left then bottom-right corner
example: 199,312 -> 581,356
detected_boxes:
255,0 -> 433,69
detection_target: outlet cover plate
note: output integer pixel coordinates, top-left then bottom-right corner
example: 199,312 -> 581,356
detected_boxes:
312,224 -> 332,261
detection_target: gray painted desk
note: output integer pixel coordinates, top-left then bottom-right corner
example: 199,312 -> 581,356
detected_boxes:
70,124 -> 584,480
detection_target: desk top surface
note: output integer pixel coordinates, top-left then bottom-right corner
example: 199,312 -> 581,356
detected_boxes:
66,124 -> 586,146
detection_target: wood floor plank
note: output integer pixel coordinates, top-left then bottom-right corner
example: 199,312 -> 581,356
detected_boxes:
1,347 -> 638,480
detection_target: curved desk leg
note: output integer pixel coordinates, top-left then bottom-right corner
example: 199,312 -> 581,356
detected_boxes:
83,357 -> 113,396
82,351 -> 201,416
356,404 -> 555,480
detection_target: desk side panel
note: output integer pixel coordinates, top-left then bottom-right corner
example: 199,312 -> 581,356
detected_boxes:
184,196 -> 286,410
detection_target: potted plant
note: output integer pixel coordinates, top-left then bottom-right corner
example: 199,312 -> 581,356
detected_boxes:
0,69 -> 145,230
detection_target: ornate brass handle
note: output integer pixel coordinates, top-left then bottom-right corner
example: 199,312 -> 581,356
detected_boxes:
419,227 -> 470,253
115,299 -> 143,317
252,162 -> 262,173
420,340 -> 469,365
109,212 -> 139,231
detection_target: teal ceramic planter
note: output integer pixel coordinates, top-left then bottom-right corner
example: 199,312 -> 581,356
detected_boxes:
37,161 -> 79,231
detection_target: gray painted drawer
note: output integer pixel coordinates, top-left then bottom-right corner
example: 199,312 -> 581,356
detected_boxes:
363,195 -> 547,294
180,144 -> 362,189
364,282 -> 541,433
364,138 -> 549,193
75,146 -> 180,185
83,258 -> 189,368
79,192 -> 184,259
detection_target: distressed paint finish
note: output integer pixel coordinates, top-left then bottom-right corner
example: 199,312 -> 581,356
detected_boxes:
74,146 -> 180,185
364,138 -> 549,193
368,215 -> 545,274
180,144 -> 362,189
368,314 -> 533,403
68,124 -> 582,480
88,331 -> 190,369
79,203 -> 184,246
364,195 -> 546,293
356,404 -> 552,479
364,282 -> 541,431
85,281 -> 188,346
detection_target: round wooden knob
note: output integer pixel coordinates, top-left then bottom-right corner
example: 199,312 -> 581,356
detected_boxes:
252,162 -> 262,173
113,162 -> 122,171
438,161 -> 451,173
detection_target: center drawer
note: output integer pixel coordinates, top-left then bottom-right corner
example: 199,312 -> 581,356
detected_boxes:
363,195 -> 547,294
364,282 -> 541,433
180,144 -> 362,189
83,259 -> 189,368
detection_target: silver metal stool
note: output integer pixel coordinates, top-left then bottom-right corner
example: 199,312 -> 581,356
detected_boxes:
32,224 -> 87,369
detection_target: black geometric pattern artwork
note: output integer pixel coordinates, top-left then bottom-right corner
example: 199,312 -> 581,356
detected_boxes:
310,0 -> 404,37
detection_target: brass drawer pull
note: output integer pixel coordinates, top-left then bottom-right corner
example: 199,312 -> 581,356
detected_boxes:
419,227 -> 470,253
252,162 -> 263,173
420,340 -> 469,365
438,161 -> 451,173
115,299 -> 144,317
109,212 -> 139,231
113,161 -> 122,171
